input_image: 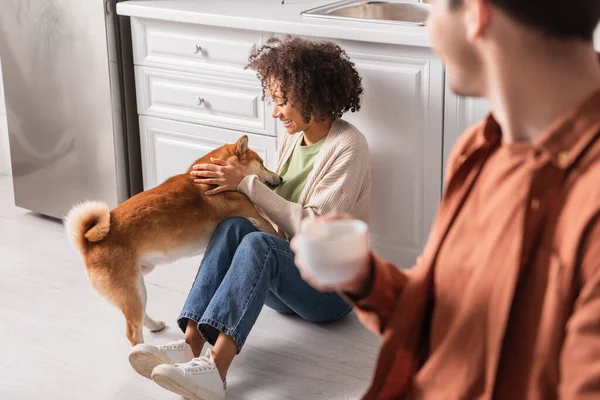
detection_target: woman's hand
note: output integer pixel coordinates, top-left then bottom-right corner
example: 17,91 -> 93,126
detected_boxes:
290,214 -> 373,297
190,158 -> 247,195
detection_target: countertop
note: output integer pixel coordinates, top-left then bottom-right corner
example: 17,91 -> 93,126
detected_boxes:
116,0 -> 433,48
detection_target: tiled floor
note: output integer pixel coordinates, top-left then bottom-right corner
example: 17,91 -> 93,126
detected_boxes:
0,176 -> 379,400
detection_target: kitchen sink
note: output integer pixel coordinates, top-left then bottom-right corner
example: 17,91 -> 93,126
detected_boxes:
301,1 -> 430,26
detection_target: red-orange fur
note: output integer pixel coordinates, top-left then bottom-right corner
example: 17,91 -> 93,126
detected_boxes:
65,136 -> 280,346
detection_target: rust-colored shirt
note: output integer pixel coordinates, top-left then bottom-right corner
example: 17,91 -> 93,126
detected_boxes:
349,89 -> 600,400
417,142 -> 536,398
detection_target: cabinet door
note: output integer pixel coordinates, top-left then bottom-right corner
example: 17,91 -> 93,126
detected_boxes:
139,116 -> 277,190
337,41 -> 445,267
443,73 -> 490,182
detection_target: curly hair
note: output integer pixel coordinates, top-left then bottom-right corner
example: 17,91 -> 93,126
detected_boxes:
246,36 -> 363,123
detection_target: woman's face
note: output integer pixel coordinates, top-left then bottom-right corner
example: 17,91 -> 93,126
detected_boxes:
269,81 -> 311,135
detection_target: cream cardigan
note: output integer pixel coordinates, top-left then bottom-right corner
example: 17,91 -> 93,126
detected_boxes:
237,118 -> 371,237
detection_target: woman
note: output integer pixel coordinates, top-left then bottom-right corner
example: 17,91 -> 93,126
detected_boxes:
128,36 -> 371,400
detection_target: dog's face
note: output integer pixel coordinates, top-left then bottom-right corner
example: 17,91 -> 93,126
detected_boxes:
228,136 -> 282,188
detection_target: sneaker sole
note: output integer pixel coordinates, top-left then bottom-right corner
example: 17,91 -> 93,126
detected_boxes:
151,373 -> 225,400
128,351 -> 167,379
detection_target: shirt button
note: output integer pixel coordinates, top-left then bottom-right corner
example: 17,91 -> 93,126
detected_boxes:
531,198 -> 540,210
558,151 -> 570,167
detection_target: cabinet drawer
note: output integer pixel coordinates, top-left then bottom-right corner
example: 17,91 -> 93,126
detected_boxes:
136,66 -> 275,136
139,116 -> 277,190
132,18 -> 262,77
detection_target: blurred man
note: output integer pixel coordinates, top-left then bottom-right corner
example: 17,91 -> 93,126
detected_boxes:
294,0 -> 600,398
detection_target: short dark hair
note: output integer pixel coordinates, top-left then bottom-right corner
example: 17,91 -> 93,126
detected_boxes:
449,0 -> 600,41
246,37 -> 363,123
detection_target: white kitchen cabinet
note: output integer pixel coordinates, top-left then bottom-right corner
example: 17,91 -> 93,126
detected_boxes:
338,41 -> 445,267
443,73 -> 490,182
130,16 -> 278,193
139,116 -> 277,190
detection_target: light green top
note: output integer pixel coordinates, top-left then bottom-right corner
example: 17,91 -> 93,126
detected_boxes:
275,135 -> 326,203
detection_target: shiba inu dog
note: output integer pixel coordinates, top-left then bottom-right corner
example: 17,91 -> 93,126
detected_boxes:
65,135 -> 282,346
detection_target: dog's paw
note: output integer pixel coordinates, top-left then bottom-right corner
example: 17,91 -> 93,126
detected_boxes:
149,321 -> 167,333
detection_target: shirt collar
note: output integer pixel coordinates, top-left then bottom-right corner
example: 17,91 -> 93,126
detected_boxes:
472,88 -> 600,170
535,88 -> 600,169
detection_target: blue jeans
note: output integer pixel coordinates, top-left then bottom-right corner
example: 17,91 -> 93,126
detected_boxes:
177,217 -> 352,352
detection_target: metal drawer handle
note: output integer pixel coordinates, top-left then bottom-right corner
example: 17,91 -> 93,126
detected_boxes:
194,96 -> 205,106
193,44 -> 202,54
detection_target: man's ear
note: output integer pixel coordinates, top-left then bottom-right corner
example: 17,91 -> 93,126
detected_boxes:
235,135 -> 249,155
465,0 -> 491,42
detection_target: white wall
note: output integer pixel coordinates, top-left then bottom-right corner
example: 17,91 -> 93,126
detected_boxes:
0,56 -> 11,177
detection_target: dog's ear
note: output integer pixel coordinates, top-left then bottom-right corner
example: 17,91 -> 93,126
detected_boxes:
235,135 -> 249,155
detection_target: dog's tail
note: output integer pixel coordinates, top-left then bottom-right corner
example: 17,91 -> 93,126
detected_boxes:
64,201 -> 111,253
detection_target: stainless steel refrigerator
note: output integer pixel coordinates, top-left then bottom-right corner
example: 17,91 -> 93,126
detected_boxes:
0,0 -> 141,219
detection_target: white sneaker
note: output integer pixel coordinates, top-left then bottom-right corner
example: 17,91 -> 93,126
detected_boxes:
151,349 -> 226,400
129,339 -> 195,379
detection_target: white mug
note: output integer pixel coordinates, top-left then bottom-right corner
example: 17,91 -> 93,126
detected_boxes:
295,219 -> 369,285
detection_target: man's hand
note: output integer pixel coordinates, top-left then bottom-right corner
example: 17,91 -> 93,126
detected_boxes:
290,214 -> 374,298
190,158 -> 247,195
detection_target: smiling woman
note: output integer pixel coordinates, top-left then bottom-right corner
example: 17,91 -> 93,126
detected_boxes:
129,36 -> 372,400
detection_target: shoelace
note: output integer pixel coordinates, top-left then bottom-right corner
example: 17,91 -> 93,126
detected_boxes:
162,339 -> 188,350
177,352 -> 216,372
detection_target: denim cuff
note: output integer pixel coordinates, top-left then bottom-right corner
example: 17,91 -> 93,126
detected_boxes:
197,317 -> 244,354
177,311 -> 204,334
